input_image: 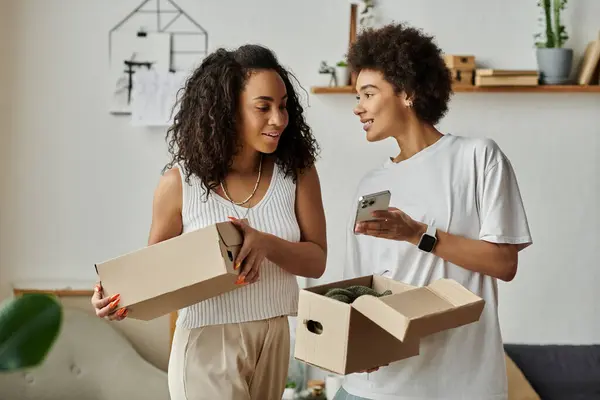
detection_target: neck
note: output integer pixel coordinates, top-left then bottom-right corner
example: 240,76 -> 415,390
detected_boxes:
231,147 -> 262,176
391,116 -> 443,163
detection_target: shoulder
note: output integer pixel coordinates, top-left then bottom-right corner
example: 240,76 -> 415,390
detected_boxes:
154,166 -> 183,209
296,163 -> 322,190
160,166 -> 183,190
447,134 -> 509,172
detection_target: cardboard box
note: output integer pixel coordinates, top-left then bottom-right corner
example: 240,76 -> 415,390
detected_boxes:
294,275 -> 485,375
444,54 -> 476,70
95,221 -> 243,321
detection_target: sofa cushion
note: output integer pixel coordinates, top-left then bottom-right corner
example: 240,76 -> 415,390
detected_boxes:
504,344 -> 600,400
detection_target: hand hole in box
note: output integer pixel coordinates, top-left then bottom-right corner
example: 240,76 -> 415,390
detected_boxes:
227,250 -> 233,262
305,319 -> 323,335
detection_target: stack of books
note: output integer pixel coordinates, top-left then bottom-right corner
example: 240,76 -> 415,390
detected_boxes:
474,69 -> 539,86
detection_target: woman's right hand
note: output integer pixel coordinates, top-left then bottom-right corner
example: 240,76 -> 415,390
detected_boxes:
91,283 -> 128,321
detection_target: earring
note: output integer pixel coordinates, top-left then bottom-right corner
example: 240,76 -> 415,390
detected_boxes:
406,101 -> 413,108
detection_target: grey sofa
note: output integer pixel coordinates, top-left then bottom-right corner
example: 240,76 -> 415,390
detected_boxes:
504,343 -> 600,400
0,307 -> 170,400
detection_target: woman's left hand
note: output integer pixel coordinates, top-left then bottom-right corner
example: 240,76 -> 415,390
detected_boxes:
354,207 -> 425,243
228,217 -> 267,285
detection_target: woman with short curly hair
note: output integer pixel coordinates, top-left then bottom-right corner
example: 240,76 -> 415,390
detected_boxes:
335,23 -> 532,400
91,44 -> 327,400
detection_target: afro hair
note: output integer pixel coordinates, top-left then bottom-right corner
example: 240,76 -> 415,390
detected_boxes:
347,22 -> 453,125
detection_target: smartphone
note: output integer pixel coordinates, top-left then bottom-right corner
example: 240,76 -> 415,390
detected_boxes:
354,190 -> 391,226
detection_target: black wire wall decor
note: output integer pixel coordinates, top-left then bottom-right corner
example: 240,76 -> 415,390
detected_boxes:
108,0 -> 209,115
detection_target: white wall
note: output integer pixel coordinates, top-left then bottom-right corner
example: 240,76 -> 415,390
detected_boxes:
0,0 -> 16,300
1,0 -> 599,374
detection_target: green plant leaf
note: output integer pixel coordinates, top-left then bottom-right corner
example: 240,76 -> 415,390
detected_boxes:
0,294 -> 63,372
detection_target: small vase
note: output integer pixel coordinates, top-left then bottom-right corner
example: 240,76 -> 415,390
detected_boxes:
335,66 -> 350,86
536,48 -> 573,85
282,387 -> 296,400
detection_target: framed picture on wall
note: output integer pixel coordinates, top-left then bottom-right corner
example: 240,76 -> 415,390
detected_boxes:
108,31 -> 171,115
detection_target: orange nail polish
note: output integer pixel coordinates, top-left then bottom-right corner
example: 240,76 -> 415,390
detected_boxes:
234,262 -> 240,270
110,294 -> 120,301
110,300 -> 119,309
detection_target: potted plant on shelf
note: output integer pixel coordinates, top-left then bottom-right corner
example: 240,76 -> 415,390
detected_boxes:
282,379 -> 297,400
335,60 -> 350,86
534,0 -> 572,84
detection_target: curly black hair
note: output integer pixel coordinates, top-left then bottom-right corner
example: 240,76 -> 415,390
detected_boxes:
164,44 -> 319,194
347,22 -> 453,125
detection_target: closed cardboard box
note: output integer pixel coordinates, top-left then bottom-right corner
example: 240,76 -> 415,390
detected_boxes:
450,69 -> 474,86
95,221 -> 243,321
294,275 -> 485,375
444,54 -> 476,70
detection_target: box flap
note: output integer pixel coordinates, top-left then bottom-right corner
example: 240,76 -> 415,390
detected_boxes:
352,279 -> 484,342
215,221 -> 244,247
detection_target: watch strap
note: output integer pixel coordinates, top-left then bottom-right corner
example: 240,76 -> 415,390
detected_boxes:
425,224 -> 436,238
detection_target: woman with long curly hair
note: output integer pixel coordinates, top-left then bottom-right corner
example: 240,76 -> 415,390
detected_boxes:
91,44 -> 327,400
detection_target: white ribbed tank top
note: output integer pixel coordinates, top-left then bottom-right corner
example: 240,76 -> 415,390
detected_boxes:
175,161 -> 301,328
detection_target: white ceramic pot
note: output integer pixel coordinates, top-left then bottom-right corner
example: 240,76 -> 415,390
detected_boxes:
282,387 -> 296,400
335,66 -> 350,86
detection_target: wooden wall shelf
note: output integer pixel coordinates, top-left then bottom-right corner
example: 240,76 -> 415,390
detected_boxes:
311,85 -> 600,94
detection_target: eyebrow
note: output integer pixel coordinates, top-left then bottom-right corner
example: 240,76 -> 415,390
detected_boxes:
253,94 -> 288,101
358,84 -> 379,92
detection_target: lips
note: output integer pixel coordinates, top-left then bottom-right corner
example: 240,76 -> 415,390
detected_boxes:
262,131 -> 282,140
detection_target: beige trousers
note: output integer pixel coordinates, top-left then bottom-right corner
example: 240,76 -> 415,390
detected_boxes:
168,316 -> 290,400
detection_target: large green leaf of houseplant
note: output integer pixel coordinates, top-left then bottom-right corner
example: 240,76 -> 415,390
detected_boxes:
0,293 -> 63,371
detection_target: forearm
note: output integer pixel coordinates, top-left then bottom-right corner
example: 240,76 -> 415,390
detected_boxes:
409,223 -> 518,282
262,233 -> 327,279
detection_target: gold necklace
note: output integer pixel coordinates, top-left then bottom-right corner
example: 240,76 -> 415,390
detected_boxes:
220,154 -> 263,206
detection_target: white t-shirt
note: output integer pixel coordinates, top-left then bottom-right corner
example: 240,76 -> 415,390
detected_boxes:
342,133 -> 532,400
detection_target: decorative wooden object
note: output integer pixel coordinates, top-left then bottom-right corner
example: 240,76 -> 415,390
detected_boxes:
348,4 -> 358,86
13,288 -> 95,297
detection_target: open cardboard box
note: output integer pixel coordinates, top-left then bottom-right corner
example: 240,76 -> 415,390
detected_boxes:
95,221 -> 244,321
294,275 -> 485,375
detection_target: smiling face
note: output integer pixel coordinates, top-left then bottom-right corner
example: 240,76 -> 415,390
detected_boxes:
237,69 -> 289,154
353,69 -> 413,142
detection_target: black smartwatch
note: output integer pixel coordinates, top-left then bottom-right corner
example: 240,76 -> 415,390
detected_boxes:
417,225 -> 437,253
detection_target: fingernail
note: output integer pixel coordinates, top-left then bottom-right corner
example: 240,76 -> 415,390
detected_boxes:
234,262 -> 240,270
110,294 -> 120,301
94,284 -> 101,292
235,276 -> 246,285
110,300 -> 119,309
228,216 -> 237,221
117,308 -> 127,318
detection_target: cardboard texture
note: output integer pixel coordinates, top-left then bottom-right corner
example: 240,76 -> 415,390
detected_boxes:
443,54 -> 476,70
294,275 -> 485,375
450,69 -> 474,86
95,221 -> 244,321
